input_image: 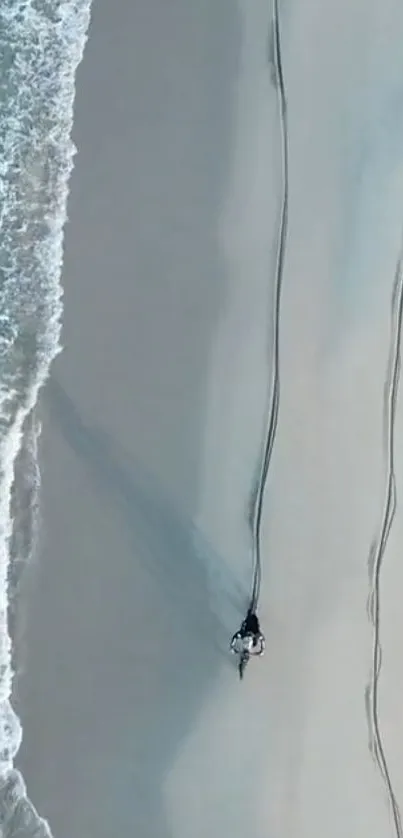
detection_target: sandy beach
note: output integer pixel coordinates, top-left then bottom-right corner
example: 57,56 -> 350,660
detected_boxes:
15,0 -> 403,836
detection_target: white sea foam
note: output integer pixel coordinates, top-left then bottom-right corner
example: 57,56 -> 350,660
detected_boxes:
0,0 -> 93,833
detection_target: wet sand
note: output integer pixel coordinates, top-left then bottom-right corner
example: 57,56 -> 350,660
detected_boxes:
16,0 -> 403,836
16,2 -> 247,837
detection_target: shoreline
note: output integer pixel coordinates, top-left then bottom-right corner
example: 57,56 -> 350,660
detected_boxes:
14,0 -> 403,836
15,1 -> 245,836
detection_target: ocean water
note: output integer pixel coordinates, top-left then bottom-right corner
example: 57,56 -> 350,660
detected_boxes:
0,0 -> 92,834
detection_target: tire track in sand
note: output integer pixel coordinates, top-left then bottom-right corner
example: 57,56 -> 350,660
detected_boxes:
249,0 -> 288,613
366,244 -> 403,837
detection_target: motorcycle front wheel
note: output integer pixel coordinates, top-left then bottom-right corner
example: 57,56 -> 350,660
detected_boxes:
238,651 -> 249,680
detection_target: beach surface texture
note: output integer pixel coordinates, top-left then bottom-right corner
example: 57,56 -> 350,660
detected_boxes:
1,1 -> 403,837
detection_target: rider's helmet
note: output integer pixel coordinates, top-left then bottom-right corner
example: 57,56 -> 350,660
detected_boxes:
242,633 -> 254,653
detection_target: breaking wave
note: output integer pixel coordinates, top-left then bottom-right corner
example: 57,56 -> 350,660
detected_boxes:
0,0 -> 92,834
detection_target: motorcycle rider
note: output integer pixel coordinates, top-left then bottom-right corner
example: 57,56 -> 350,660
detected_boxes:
230,609 -> 265,657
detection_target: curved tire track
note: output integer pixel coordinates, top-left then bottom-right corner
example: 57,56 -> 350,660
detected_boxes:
249,0 -> 289,613
366,246 -> 403,837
